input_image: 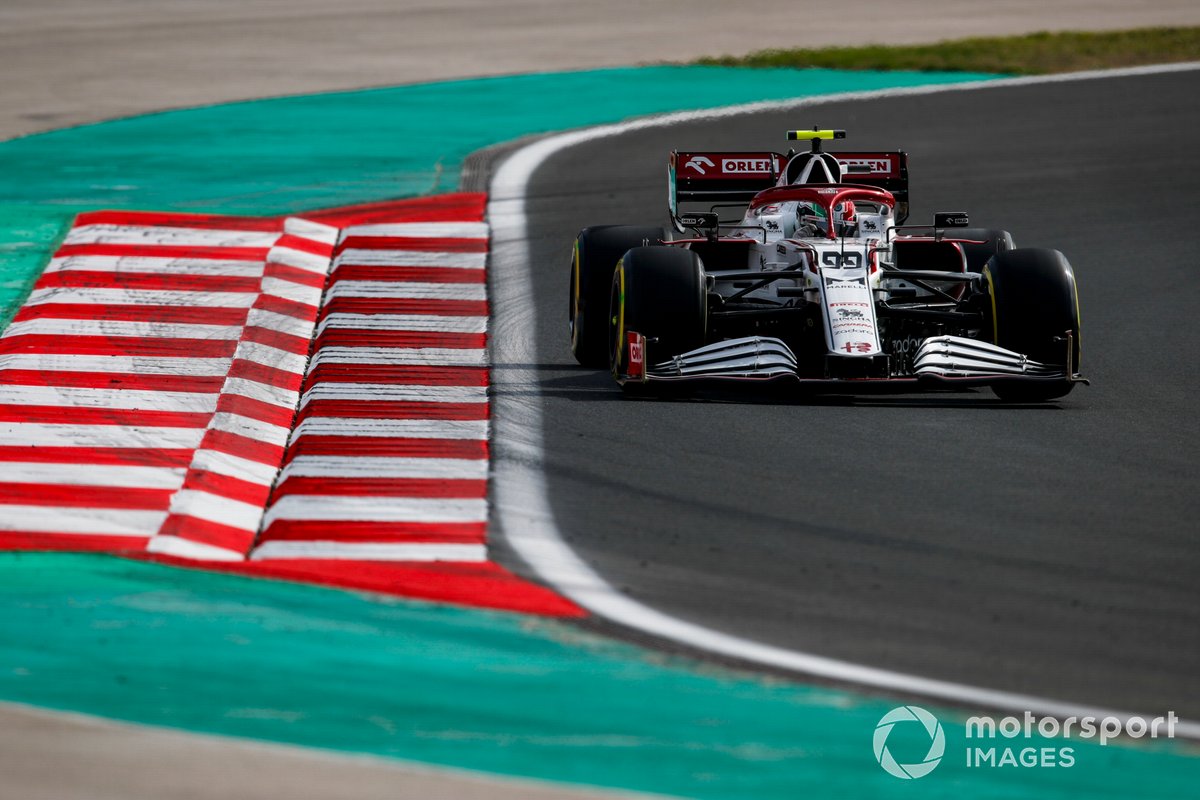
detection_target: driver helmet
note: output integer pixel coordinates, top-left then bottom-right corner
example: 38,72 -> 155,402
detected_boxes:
795,200 -> 857,236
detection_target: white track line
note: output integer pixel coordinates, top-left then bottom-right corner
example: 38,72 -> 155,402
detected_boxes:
262,496 -> 487,525
334,250 -> 486,268
316,314 -> 488,335
343,222 -> 489,239
487,62 -> 1200,737
64,224 -> 278,248
250,541 -> 487,562
281,456 -> 488,480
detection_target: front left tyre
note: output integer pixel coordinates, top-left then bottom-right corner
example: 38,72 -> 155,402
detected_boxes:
570,225 -> 667,367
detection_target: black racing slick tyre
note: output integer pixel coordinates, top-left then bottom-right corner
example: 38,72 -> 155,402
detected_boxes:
983,248 -> 1082,402
609,246 -> 707,380
570,225 -> 667,367
957,228 -> 1015,272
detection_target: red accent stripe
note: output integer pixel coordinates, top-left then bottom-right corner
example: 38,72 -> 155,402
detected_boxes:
285,436 -> 487,460
259,519 -> 485,543
330,265 -> 484,283
35,271 -> 261,293
313,330 -> 485,350
303,364 -> 488,387
200,429 -> 285,465
319,298 -> 487,317
73,210 -> 283,232
0,370 -> 224,393
228,359 -> 305,390
273,476 -> 485,499
242,325 -> 311,355
255,294 -> 319,321
273,234 -> 334,257
180,470 -> 272,506
0,334 -> 237,359
156,515 -> 256,552
137,554 -> 587,617
297,400 -> 486,422
0,446 -> 193,467
216,393 -> 295,428
13,303 -> 250,326
0,533 -> 150,552
0,404 -> 210,427
263,262 -> 327,288
53,243 -> 269,262
337,236 -> 487,253
302,193 -> 487,225
0,482 -> 172,509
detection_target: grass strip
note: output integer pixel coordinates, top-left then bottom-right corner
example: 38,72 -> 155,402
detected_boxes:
696,26 -> 1200,74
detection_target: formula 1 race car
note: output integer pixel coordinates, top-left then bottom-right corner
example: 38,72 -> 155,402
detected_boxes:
568,129 -> 1088,401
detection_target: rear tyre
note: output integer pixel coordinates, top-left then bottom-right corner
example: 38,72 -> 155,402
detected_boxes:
570,225 -> 667,367
983,248 -> 1081,401
609,246 -> 707,383
958,228 -> 1015,272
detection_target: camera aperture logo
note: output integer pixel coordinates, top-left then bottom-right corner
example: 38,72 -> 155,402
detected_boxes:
873,706 -> 945,779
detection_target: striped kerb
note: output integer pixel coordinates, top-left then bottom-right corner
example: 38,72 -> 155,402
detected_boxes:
0,197 -> 581,615
0,211 -> 284,552
253,215 -> 491,562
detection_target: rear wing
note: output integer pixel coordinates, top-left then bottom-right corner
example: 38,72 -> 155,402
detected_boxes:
669,149 -> 910,223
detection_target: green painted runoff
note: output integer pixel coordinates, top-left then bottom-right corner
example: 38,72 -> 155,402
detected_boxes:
1,553 -> 1196,800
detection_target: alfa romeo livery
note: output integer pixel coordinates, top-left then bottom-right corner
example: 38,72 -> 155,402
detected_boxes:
568,128 -> 1087,401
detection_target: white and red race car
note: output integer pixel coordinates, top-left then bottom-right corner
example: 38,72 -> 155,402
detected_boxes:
568,129 -> 1087,401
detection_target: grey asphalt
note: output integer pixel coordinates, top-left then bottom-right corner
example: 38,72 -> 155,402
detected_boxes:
509,69 -> 1200,719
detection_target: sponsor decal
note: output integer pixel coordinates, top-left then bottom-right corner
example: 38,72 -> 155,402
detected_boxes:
838,156 -> 894,175
862,219 -> 879,232
836,308 -> 865,319
825,277 -> 867,289
721,157 -> 773,173
627,331 -> 644,379
684,155 -> 715,174
764,219 -> 780,231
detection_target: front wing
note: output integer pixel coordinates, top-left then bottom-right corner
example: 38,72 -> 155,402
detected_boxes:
618,333 -> 1083,390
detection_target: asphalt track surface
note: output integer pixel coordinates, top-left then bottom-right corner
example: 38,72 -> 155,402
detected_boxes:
513,69 -> 1200,719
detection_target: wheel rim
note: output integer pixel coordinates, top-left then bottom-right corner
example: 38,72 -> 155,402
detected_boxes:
569,242 -> 581,350
608,261 -> 625,376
